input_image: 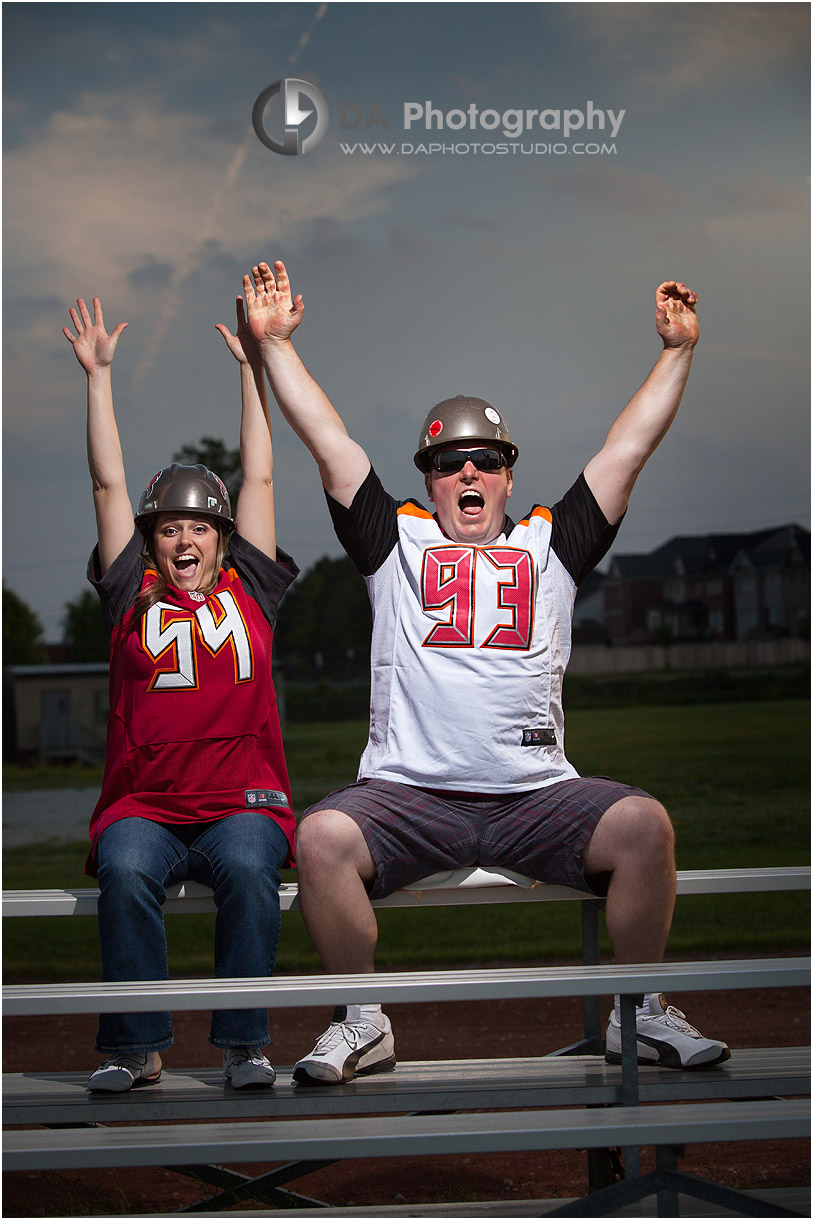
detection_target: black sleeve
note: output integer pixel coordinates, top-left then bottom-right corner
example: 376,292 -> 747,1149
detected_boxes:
550,472 -> 623,586
325,466 -> 402,576
226,533 -> 299,628
86,530 -> 144,634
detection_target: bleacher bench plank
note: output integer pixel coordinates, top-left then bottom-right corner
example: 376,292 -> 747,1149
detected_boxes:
4,1048 -> 809,1127
3,865 -> 810,917
3,1098 -> 808,1173
238,1189 -> 813,1219
4,957 -> 809,1016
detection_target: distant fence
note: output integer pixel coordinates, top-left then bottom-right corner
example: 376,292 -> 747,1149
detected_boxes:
569,638 -> 810,675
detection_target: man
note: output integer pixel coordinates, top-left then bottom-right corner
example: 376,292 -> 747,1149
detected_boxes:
244,261 -> 729,1085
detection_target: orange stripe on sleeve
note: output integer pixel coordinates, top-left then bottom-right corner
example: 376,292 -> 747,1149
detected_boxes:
517,505 -> 553,527
397,502 -> 435,520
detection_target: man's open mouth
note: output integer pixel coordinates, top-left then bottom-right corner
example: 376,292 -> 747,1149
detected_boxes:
459,489 -> 484,516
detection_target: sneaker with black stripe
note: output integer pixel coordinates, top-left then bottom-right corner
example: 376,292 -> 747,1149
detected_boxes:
293,1005 -> 396,1085
605,993 -> 730,1069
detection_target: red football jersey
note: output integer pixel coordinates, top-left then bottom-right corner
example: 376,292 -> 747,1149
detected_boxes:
86,531 -> 297,875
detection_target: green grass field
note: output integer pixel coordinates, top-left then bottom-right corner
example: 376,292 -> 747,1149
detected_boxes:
3,700 -> 809,980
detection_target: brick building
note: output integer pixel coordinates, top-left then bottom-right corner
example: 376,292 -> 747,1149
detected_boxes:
596,524 -> 810,645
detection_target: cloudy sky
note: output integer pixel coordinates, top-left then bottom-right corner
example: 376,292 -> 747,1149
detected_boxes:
3,1 -> 809,641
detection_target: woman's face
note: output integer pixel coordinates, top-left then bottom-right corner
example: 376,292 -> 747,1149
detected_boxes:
151,515 -> 221,593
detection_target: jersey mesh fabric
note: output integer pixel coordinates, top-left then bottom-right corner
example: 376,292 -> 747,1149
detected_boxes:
126,736 -> 260,793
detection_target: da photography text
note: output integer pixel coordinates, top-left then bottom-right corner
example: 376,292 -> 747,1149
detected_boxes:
344,100 -> 626,140
252,79 -> 625,158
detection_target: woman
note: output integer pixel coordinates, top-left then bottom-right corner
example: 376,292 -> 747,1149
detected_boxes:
63,293 -> 297,1091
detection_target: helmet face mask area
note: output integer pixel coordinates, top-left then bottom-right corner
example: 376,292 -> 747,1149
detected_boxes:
135,464 -> 234,532
414,396 -> 518,473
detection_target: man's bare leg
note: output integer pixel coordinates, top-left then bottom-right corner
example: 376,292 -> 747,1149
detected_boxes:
293,810 -> 396,1084
583,795 -> 729,1067
296,809 -> 379,973
582,794 -> 676,963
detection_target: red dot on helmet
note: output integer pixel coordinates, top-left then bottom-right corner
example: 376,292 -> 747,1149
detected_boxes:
428,420 -> 443,437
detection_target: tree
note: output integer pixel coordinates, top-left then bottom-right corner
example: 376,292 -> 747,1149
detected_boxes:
172,436 -> 242,501
3,584 -> 47,665
62,589 -> 110,662
275,555 -> 372,681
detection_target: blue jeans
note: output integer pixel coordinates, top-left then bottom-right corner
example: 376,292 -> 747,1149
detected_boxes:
95,813 -> 288,1054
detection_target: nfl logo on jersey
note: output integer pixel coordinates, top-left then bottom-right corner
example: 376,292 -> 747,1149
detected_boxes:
244,789 -> 290,809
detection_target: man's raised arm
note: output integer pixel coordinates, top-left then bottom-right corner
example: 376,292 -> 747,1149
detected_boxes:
584,280 -> 699,525
244,261 -> 370,508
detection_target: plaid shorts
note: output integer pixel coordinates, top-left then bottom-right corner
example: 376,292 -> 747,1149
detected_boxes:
301,776 -> 652,900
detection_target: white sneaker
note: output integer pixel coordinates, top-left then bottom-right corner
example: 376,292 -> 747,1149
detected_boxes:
606,993 -> 731,1069
223,1046 -> 277,1088
88,1051 -> 162,1092
293,1005 -> 396,1085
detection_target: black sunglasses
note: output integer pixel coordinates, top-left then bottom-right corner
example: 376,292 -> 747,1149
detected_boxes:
431,448 -> 507,474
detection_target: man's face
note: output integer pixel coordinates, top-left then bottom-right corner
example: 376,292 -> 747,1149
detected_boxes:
424,446 -> 513,546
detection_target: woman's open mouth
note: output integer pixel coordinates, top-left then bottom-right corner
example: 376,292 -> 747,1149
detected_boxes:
173,553 -> 200,578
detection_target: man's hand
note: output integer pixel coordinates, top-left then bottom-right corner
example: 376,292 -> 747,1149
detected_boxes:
63,297 -> 128,375
243,260 -> 304,346
655,281 -> 699,350
216,296 -> 263,369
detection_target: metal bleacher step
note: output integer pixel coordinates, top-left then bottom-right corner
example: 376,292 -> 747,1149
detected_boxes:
4,1047 -> 810,1127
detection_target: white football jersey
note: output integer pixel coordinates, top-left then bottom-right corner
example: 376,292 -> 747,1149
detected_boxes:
326,469 -> 620,793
